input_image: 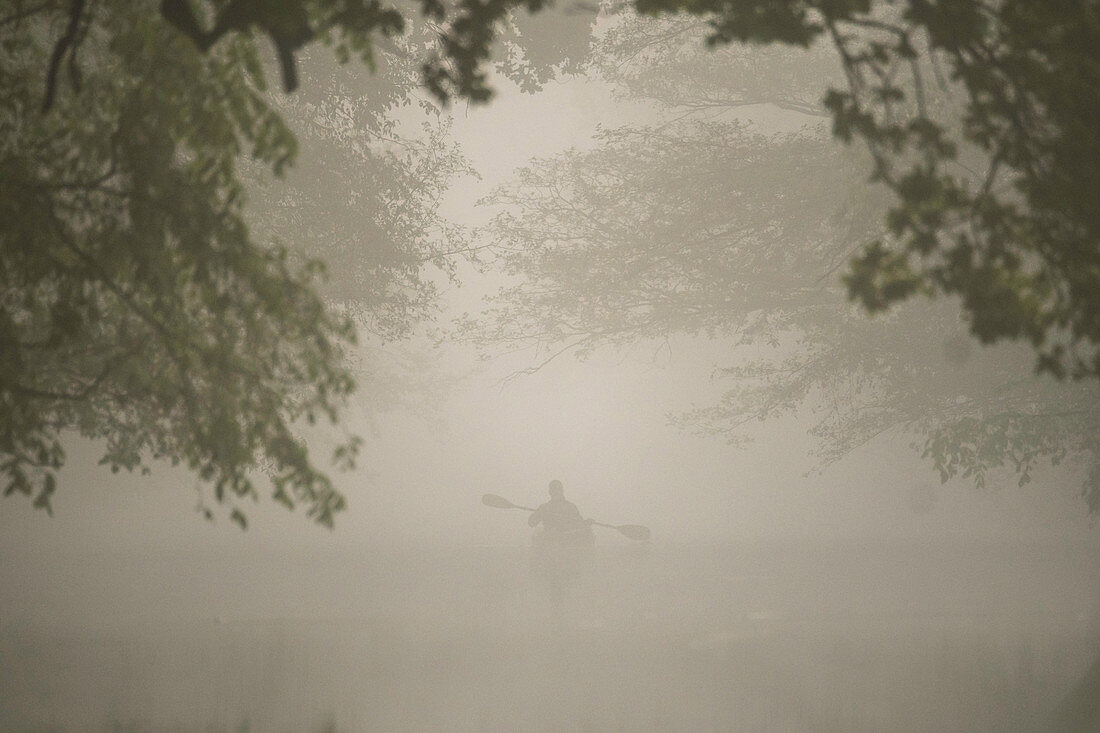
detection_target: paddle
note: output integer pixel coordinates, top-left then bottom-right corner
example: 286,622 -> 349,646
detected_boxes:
481,494 -> 651,541
481,493 -> 535,512
588,521 -> 651,542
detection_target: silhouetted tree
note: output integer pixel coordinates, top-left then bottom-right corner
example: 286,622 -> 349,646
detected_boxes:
0,2 -> 482,526
6,0 -> 1098,529
465,15 -> 1100,512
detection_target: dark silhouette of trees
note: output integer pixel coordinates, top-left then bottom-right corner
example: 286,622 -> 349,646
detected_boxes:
0,2 -> 477,526
5,0 -> 1097,529
465,12 -> 1100,513
625,0 -> 1100,380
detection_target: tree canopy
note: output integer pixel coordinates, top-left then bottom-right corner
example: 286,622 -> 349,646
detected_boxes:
0,0 -> 596,526
624,0 -> 1100,379
466,0 -> 1100,379
2,4 -> 358,526
4,0 -> 1098,525
466,10 -> 1100,512
0,0 -> 492,526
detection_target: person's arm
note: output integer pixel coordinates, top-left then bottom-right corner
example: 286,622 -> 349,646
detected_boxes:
528,506 -> 542,527
567,501 -> 592,526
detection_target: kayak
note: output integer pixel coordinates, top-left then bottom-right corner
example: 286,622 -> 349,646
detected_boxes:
530,526 -> 595,582
532,525 -> 595,550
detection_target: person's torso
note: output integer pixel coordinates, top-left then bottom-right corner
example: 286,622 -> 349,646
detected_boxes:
538,499 -> 584,532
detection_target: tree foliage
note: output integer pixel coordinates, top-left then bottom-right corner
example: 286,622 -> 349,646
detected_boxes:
5,0 -> 1098,525
0,0 -> 595,525
243,54 -> 476,336
467,122 -> 861,352
467,14 -> 1100,512
0,4 -> 370,526
593,11 -> 838,116
625,0 -> 1100,379
1,0 -> 511,526
495,0 -> 599,92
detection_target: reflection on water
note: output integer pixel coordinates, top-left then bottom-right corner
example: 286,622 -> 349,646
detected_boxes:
2,540 -> 1097,731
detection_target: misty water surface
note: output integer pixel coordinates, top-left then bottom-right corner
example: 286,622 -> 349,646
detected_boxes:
3,534 -> 1097,731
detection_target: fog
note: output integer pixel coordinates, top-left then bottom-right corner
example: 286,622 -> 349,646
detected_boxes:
4,16 -> 1100,733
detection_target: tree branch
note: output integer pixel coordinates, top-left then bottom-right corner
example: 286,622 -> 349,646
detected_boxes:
41,0 -> 86,113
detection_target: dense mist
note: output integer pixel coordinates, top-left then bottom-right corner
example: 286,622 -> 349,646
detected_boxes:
3,4 -> 1100,732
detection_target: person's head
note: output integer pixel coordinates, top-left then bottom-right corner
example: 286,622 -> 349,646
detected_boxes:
548,480 -> 564,499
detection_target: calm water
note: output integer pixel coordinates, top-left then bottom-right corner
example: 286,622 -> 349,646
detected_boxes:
2,540 -> 1097,731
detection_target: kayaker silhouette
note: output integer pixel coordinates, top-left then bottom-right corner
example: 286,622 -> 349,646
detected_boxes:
480,488 -> 650,541
528,480 -> 594,547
